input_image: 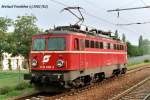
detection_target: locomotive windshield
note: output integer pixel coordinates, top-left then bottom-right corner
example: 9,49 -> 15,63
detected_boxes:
48,37 -> 66,51
33,38 -> 46,51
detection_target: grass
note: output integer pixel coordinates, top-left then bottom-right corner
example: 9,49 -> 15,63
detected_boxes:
127,62 -> 150,70
0,70 -> 35,100
0,88 -> 34,100
0,71 -> 28,88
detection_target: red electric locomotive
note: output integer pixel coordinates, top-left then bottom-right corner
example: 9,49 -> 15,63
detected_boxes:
24,25 -> 127,92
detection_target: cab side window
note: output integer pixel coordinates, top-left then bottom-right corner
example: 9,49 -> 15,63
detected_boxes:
80,39 -> 85,50
74,38 -> 79,50
91,41 -> 94,48
99,42 -> 103,49
85,40 -> 90,48
95,41 -> 99,48
107,43 -> 111,49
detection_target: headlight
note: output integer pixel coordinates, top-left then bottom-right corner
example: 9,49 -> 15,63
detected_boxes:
56,60 -> 64,68
32,59 -> 37,67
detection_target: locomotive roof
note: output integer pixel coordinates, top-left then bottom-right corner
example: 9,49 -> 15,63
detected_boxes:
49,30 -> 111,38
35,30 -> 124,43
35,25 -> 124,43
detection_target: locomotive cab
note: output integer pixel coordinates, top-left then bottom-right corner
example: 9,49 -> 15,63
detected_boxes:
24,31 -> 87,91
24,33 -> 71,91
31,36 -> 67,70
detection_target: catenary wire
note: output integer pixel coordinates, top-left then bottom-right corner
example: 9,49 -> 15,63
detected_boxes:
49,0 -> 142,34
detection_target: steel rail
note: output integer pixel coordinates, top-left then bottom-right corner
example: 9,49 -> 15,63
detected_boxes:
110,76 -> 150,100
143,93 -> 150,100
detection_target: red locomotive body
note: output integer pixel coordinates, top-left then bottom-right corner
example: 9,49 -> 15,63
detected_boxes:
25,25 -> 127,91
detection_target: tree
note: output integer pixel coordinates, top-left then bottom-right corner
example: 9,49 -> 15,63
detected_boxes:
138,35 -> 150,55
0,17 -> 12,33
0,17 -> 12,69
115,30 -> 119,39
122,33 -> 126,42
11,15 -> 39,68
138,35 -> 143,55
142,39 -> 150,54
139,35 -> 143,48
0,17 -> 12,54
127,41 -> 141,57
127,41 -> 133,57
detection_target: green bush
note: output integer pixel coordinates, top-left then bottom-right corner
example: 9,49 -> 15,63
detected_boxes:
15,81 -> 29,90
0,86 -> 11,95
144,59 -> 150,63
22,60 -> 28,69
28,83 -> 33,88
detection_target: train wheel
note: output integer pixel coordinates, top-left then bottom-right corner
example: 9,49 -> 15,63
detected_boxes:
121,68 -> 127,74
72,78 -> 84,88
84,75 -> 93,85
98,73 -> 105,82
113,69 -> 121,76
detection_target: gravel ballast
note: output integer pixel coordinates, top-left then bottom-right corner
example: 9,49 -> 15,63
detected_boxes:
60,66 -> 150,100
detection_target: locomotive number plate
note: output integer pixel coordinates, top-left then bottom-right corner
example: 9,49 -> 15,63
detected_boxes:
40,66 -> 54,69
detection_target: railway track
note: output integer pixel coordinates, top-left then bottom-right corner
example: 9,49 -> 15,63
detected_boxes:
111,76 -> 150,100
46,65 -> 150,100
13,64 -> 150,100
25,77 -> 118,100
144,93 -> 150,100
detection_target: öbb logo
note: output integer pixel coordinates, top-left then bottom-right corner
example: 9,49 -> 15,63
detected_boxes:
43,55 -> 51,63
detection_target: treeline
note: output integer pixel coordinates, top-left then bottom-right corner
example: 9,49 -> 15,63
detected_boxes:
114,32 -> 150,57
125,35 -> 150,57
0,15 -> 40,68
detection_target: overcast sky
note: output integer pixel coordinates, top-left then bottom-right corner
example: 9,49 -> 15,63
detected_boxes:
1,0 -> 150,45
